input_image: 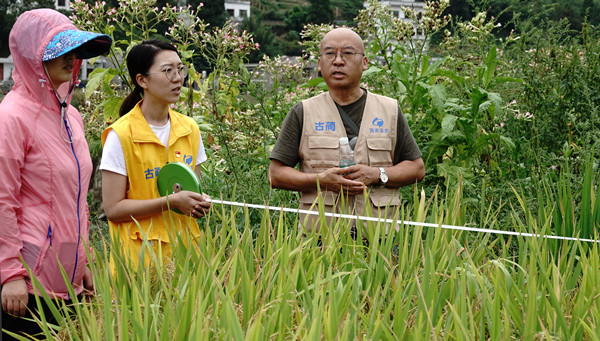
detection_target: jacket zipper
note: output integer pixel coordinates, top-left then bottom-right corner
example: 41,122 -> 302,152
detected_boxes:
47,224 -> 52,246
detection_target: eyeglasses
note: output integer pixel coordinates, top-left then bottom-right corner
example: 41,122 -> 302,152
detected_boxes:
320,51 -> 364,61
146,65 -> 188,81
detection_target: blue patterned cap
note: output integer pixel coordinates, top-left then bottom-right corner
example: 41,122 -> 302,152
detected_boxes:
43,29 -> 112,61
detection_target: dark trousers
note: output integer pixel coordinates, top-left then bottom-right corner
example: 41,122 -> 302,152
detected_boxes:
1,293 -> 77,341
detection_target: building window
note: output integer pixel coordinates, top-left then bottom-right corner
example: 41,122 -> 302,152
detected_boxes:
240,9 -> 248,18
227,9 -> 234,17
57,0 -> 66,6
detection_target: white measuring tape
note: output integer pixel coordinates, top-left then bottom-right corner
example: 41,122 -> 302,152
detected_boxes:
209,199 -> 600,243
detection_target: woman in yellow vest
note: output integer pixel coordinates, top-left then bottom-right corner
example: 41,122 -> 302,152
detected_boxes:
100,40 -> 211,270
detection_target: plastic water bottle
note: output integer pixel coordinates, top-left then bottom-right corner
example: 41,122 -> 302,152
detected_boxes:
339,137 -> 355,168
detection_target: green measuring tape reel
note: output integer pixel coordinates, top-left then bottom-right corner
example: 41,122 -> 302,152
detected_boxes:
157,162 -> 203,214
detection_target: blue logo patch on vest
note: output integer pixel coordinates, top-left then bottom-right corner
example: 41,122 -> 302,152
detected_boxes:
370,117 -> 389,134
145,167 -> 161,180
372,117 -> 384,127
315,121 -> 336,131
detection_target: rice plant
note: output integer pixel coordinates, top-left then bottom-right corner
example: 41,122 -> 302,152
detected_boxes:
23,176 -> 600,340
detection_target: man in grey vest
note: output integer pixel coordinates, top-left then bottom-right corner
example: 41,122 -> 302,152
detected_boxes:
269,28 -> 425,233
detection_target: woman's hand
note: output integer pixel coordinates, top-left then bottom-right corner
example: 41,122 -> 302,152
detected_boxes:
1,278 -> 28,316
83,267 -> 94,298
193,193 -> 212,218
170,191 -> 211,217
102,170 -> 212,221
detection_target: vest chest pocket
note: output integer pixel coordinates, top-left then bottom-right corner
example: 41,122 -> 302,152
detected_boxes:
366,137 -> 393,166
306,135 -> 341,169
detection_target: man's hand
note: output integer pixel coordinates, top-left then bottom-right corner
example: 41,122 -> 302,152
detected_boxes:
340,164 -> 381,186
1,278 -> 28,316
318,167 -> 365,195
269,159 -> 366,194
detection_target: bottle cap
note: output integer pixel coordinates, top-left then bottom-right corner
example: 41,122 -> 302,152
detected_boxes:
339,137 -> 349,144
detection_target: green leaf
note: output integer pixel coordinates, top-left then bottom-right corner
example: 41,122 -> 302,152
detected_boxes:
105,25 -> 115,35
85,68 -> 109,99
483,46 -> 497,88
99,96 -> 123,124
500,135 -> 515,149
396,81 -> 407,96
444,98 -> 468,113
428,84 -> 447,114
479,100 -> 492,115
441,114 -> 458,136
422,57 -> 445,78
435,69 -> 465,89
181,50 -> 194,60
471,133 -> 495,153
436,162 -> 474,181
487,92 -> 503,120
363,66 -> 382,78
420,55 -> 430,75
102,68 -> 120,94
302,77 -> 327,90
391,58 -> 410,82
469,87 -> 488,117
371,41 -> 382,54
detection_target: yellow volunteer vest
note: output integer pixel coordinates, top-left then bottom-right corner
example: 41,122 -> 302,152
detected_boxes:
298,91 -> 401,232
101,102 -> 201,242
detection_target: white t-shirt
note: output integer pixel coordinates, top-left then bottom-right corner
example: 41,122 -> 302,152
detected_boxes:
99,119 -> 207,176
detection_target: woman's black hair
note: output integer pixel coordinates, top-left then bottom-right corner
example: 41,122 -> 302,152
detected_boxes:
119,39 -> 179,116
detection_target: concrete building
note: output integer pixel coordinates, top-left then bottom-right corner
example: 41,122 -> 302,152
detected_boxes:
11,0 -> 71,10
225,0 -> 251,24
366,0 -> 426,40
0,56 -> 14,83
55,0 -> 71,10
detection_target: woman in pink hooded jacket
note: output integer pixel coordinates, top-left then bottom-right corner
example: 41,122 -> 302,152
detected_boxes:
0,9 -> 111,339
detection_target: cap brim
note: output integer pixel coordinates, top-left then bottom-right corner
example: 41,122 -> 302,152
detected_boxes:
43,29 -> 112,61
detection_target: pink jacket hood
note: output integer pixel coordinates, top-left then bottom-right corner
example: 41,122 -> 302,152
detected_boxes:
0,9 -> 92,299
10,8 -> 83,108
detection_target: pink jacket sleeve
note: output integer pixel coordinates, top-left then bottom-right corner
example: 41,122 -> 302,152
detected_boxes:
0,106 -> 28,284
